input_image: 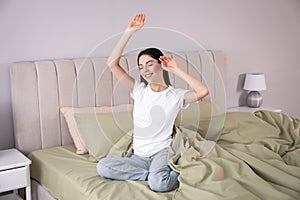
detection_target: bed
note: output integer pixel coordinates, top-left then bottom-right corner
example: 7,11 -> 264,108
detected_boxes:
10,50 -> 300,200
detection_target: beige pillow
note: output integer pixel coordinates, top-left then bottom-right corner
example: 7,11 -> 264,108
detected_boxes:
60,104 -> 133,155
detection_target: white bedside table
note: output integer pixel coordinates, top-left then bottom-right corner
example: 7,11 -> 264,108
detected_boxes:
0,149 -> 32,200
227,106 -> 282,113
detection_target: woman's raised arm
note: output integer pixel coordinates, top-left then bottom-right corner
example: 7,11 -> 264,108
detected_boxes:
107,14 -> 146,92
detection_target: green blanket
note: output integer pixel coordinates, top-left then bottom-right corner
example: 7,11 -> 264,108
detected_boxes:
171,111 -> 300,200
29,111 -> 300,200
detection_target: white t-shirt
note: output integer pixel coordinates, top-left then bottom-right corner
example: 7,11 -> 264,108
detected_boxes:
131,81 -> 189,157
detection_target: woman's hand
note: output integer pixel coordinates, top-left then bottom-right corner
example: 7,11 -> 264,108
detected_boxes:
126,13 -> 146,32
159,56 -> 180,73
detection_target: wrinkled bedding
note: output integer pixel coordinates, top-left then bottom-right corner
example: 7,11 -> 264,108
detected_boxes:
29,111 -> 300,200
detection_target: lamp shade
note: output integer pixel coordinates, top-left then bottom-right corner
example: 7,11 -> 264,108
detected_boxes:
243,73 -> 266,91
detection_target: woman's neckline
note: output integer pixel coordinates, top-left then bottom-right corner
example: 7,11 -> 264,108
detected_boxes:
149,83 -> 169,93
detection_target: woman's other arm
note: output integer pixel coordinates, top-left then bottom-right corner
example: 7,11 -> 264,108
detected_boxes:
159,56 -> 209,104
106,14 -> 146,92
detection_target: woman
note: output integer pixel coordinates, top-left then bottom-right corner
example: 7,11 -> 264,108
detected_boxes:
97,14 -> 209,192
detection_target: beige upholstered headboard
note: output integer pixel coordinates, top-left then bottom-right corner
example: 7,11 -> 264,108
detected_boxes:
10,50 -> 226,154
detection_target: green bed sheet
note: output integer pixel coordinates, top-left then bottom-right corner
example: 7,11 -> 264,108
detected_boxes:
29,145 -> 174,200
29,111 -> 300,200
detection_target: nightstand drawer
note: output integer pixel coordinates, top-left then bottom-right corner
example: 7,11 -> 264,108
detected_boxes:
0,166 -> 30,193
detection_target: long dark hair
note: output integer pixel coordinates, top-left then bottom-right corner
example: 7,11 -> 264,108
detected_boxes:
137,48 -> 171,86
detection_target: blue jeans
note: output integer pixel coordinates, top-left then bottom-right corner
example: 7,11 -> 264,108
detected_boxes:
97,148 -> 179,192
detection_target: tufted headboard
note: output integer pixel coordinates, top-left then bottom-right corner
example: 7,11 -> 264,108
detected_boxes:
10,50 -> 226,154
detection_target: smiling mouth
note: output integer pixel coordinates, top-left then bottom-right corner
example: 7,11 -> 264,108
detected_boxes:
144,73 -> 153,78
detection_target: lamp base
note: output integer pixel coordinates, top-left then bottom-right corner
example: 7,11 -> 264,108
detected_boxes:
246,91 -> 263,108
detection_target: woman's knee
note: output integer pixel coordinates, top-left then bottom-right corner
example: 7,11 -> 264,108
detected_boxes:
97,158 -> 119,179
97,159 -> 110,178
148,171 -> 179,192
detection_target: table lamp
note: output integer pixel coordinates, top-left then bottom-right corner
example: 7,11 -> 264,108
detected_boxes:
243,73 -> 266,108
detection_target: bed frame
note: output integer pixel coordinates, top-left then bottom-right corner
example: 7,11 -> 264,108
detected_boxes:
10,50 -> 226,199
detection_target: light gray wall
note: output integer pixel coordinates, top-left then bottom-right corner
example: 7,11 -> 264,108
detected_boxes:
1,0 -> 299,150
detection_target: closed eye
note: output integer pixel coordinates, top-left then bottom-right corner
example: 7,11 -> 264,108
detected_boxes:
138,60 -> 158,70
138,65 -> 144,70
139,63 -> 153,70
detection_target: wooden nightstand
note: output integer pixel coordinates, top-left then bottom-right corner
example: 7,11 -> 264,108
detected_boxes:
0,149 -> 32,200
227,106 -> 282,113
